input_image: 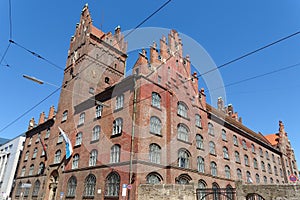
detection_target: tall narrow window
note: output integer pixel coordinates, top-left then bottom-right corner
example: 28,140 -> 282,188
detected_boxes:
149,143 -> 161,164
32,180 -> 40,197
89,150 -> 97,166
112,118 -> 123,135
251,144 -> 255,153
209,141 -> 216,155
223,147 -> 229,159
177,102 -> 188,118
222,129 -> 227,141
38,162 -> 45,175
29,164 -> 34,175
255,174 -> 260,184
24,151 -> 29,161
235,151 -> 240,163
105,172 -> 120,197
110,145 -> 121,163
92,125 -> 100,141
151,92 -> 161,108
196,134 -> 204,149
210,162 -> 217,176
263,176 -> 267,184
178,149 -> 190,168
274,166 -> 278,175
84,174 -> 96,197
54,150 -> 61,164
268,163 -> 272,173
244,155 -> 249,166
75,132 -> 82,146
253,158 -> 258,169
261,161 -> 266,171
246,171 -> 252,183
72,154 -> 79,169
78,112 -> 85,125
115,94 -> 124,110
233,135 -> 238,146
259,148 -> 263,157
197,156 -> 205,173
225,165 -> 231,179
96,105 -> 103,118
57,133 -> 63,144
242,140 -> 247,150
32,148 -> 38,159
195,114 -> 202,128
198,180 -> 207,200
62,110 -> 68,122
208,123 -> 214,136
272,154 -> 275,163
177,124 -> 189,142
45,128 -> 50,139
150,116 -> 162,135
21,167 -> 26,177
265,151 -> 269,160
67,176 -> 77,197
237,168 -> 242,180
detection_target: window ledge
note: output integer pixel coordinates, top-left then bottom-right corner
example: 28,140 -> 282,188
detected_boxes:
151,105 -> 162,111
177,138 -> 192,145
74,144 -> 81,148
93,116 -> 101,121
77,123 -> 84,128
82,196 -> 94,199
114,107 -> 123,113
111,133 -> 122,138
150,132 -> 162,137
177,114 -> 190,121
196,125 -> 202,129
210,153 -> 217,157
90,139 -> 99,144
196,147 -> 204,151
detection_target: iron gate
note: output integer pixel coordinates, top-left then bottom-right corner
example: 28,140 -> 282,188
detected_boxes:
196,188 -> 236,200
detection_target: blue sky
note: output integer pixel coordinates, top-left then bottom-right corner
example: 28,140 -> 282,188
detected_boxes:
1,1 -> 300,166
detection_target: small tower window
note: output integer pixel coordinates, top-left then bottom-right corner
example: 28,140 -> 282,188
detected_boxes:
105,77 -> 110,84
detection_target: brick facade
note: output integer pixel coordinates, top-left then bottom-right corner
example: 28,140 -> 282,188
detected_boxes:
12,4 -> 298,200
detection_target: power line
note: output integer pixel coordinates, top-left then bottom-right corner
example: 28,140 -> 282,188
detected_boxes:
0,43 -> 11,66
9,0 -> 13,39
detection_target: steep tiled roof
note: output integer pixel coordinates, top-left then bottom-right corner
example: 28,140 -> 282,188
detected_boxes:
265,134 -> 279,146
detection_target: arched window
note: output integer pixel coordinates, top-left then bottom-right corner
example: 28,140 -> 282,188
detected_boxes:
72,154 -> 79,169
225,165 -> 231,179
246,171 -> 252,183
92,125 -> 100,141
195,114 -> 202,128
38,162 -> 45,175
208,123 -> 214,136
89,149 -> 97,166
105,172 -> 120,197
280,168 -> 283,177
237,168 -> 242,180
263,176 -> 267,184
242,140 -> 247,150
149,143 -> 161,164
259,148 -> 263,157
16,182 -> 22,196
209,141 -> 216,155
32,180 -> 40,197
176,174 -> 192,185
212,182 -> 220,200
62,110 -> 68,121
21,166 -> 26,177
67,176 -> 77,197
251,144 -> 255,153
244,155 -> 249,166
45,128 -> 50,139
223,147 -> 229,159
233,135 -> 238,146
210,161 -> 217,176
32,147 -> 38,159
274,166 -> 278,176
177,124 -> 189,142
253,158 -> 258,169
261,161 -> 266,171
96,105 -> 103,118
222,129 -> 227,141
270,177 -> 274,184
198,180 -> 207,200
255,174 -> 260,183
112,118 -> 123,135
146,172 -> 162,184
265,151 -> 269,160
75,132 -> 82,146
178,149 -> 190,168
29,164 -> 34,175
235,151 -> 240,163
79,112 -> 85,125
196,134 -> 204,149
57,133 -> 63,144
150,116 -> 162,135
177,101 -> 188,118
272,154 -> 275,163
54,150 -> 61,164
110,145 -> 121,163
197,156 -> 205,173
152,92 -> 161,108
268,163 -> 272,173
23,181 -> 31,197
84,174 -> 96,197
115,94 -> 124,110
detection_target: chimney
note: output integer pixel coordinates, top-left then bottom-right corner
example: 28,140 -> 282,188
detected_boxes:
28,118 -> 35,130
48,105 -> 55,119
217,97 -> 224,110
38,112 -> 45,125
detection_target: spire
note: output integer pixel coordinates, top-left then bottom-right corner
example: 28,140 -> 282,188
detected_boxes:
279,120 -> 285,133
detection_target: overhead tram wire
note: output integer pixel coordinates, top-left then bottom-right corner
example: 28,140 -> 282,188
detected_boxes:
9,0 -> 13,39
0,0 -> 174,134
0,43 -> 11,66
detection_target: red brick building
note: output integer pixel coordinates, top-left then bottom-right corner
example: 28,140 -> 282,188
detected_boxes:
12,5 -> 298,200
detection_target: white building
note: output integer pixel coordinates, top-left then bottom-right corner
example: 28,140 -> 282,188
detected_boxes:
0,136 -> 25,200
